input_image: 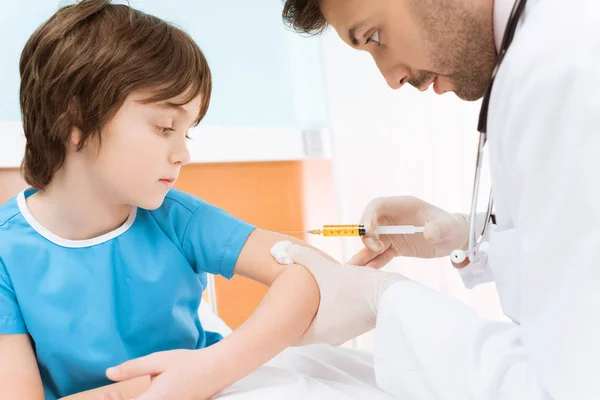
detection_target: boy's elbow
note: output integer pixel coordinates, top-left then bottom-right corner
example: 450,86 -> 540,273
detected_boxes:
283,263 -> 320,317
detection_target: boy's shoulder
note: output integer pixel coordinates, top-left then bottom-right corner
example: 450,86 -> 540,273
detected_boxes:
151,189 -> 244,236
148,189 -> 213,231
160,189 -> 211,215
0,195 -> 22,231
0,195 -> 30,263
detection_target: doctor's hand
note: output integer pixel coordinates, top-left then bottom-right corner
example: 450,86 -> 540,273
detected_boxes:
282,243 -> 406,347
348,196 -> 469,268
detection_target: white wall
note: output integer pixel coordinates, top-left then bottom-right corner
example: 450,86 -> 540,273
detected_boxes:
0,0 -> 327,129
0,1 -> 331,165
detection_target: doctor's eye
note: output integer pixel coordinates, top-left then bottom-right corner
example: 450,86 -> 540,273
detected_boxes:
366,30 -> 380,45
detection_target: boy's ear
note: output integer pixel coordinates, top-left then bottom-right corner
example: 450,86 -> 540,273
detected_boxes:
70,127 -> 83,147
68,97 -> 84,149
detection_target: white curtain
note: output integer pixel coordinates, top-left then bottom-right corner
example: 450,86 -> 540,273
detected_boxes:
317,31 -> 506,348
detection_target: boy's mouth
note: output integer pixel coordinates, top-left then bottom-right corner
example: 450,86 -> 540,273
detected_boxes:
159,178 -> 176,185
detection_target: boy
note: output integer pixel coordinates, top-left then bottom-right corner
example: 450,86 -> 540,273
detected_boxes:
0,1 -> 324,398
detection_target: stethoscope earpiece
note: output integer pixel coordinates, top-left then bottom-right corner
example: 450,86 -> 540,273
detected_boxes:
451,250 -> 467,264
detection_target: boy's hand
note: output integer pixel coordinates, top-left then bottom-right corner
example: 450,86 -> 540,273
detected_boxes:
104,393 -> 126,400
106,348 -> 226,400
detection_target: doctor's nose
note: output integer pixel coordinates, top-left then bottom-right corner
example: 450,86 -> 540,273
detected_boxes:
375,60 -> 411,90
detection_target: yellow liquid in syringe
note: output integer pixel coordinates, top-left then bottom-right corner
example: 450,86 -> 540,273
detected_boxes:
304,224 -> 425,237
307,224 -> 366,237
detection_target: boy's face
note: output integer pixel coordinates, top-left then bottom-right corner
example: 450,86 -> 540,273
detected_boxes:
76,89 -> 200,210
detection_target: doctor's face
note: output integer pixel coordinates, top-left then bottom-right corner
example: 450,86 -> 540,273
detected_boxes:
320,0 -> 497,101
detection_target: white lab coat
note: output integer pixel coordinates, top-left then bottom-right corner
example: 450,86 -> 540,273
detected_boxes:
373,0 -> 600,398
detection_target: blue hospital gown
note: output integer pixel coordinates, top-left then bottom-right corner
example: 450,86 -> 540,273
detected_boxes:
0,188 -> 255,399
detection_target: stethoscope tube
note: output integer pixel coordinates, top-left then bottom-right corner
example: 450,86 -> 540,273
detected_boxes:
451,0 -> 528,266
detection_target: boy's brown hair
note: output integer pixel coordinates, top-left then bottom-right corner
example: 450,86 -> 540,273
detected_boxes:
20,0 -> 212,189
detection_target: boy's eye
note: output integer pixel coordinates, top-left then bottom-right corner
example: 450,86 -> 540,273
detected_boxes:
366,30 -> 380,45
157,126 -> 175,135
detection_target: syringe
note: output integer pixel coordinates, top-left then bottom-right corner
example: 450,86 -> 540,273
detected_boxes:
299,224 -> 424,237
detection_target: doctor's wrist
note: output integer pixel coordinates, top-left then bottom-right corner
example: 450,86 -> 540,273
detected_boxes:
368,271 -> 407,321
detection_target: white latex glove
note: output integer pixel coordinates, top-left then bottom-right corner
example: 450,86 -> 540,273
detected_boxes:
348,196 -> 469,268
277,243 -> 406,347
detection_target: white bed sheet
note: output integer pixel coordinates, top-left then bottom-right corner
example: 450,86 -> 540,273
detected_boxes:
217,345 -> 396,400
199,304 -> 395,400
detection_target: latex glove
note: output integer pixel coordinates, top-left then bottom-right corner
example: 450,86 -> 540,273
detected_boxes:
348,196 -> 469,268
106,348 -> 224,400
281,243 -> 406,347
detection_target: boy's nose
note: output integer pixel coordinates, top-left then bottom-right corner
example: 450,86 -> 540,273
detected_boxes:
170,140 -> 191,166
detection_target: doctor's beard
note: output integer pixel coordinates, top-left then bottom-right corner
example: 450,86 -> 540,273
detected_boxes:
410,0 -> 498,101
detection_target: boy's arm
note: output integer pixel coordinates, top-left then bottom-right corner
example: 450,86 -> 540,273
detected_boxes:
105,229 -> 332,399
206,229 -> 322,389
59,377 -> 150,400
0,334 -> 45,399
233,229 -> 338,285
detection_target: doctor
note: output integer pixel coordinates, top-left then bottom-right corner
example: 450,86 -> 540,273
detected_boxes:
280,0 -> 600,398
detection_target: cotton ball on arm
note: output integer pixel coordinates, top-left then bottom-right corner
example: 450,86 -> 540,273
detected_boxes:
270,241 -> 295,265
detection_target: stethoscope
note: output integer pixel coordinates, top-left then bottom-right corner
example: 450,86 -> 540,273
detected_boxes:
450,0 -> 528,266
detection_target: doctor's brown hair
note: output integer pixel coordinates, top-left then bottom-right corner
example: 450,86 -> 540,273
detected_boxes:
19,0 -> 212,189
282,0 -> 327,34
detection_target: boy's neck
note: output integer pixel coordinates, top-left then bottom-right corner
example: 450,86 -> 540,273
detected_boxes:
26,169 -> 133,241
